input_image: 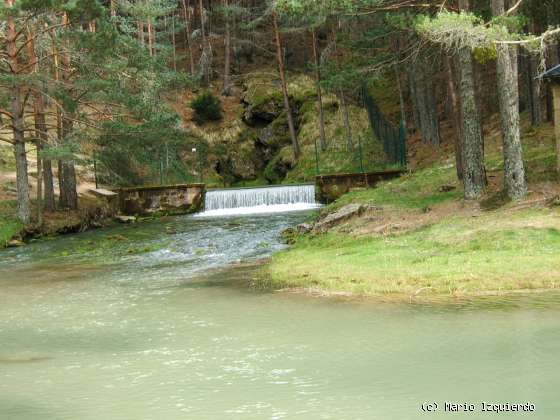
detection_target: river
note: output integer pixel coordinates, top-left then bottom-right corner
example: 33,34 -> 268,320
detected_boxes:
1,210 -> 559,419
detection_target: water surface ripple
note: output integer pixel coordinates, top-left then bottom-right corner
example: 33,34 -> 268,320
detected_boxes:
1,211 -> 559,419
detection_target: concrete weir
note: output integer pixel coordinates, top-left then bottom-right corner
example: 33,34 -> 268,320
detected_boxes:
114,184 -> 205,216
315,170 -> 404,202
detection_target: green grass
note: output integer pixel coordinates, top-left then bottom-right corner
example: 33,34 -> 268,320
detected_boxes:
265,208 -> 560,296
0,200 -> 22,247
329,164 -> 461,211
264,119 -> 560,298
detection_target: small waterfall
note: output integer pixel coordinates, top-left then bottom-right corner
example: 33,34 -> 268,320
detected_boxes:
200,184 -> 319,216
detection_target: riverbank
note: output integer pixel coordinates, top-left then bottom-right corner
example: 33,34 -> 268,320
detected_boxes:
263,119 -> 560,298
0,196 -> 119,248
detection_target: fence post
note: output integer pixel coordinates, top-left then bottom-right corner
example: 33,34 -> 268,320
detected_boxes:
357,134 -> 364,173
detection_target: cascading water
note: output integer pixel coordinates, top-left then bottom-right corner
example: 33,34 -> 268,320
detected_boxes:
199,184 -> 320,216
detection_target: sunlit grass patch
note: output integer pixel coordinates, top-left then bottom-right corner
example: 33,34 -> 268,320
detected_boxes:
265,208 -> 560,297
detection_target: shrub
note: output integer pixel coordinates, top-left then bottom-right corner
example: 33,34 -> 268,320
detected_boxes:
190,92 -> 223,124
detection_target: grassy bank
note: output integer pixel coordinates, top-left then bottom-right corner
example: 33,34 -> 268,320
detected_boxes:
264,119 -> 560,298
266,208 -> 560,296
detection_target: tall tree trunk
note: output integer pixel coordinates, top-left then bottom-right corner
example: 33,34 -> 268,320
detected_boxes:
199,0 -> 211,85
545,44 -> 560,122
312,30 -> 327,151
408,69 -> 421,131
395,65 -> 407,132
59,115 -> 78,209
181,0 -> 195,75
171,13 -> 177,71
50,26 -> 64,207
458,48 -> 486,200
138,20 -> 145,47
26,28 -> 48,223
147,19 -> 154,57
528,53 -> 542,125
43,160 -> 55,212
492,0 -> 527,200
457,0 -> 486,199
58,160 -> 66,207
6,0 -> 31,224
222,0 -> 232,96
446,56 -> 464,180
59,13 -> 78,210
272,11 -> 300,159
413,54 -> 440,146
458,46 -> 486,199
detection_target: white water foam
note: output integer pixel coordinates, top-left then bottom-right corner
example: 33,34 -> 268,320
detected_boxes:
197,184 -> 320,217
196,202 -> 321,217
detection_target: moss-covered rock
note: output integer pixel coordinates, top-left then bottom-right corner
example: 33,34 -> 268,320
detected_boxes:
241,71 -> 316,126
264,146 -> 296,183
213,127 -> 262,183
242,71 -> 284,124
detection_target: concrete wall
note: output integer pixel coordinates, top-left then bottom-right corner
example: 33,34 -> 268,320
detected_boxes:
315,170 -> 404,203
116,184 -> 205,216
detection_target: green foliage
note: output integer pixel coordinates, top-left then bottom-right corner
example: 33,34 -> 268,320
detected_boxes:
190,92 -> 223,124
416,10 -> 533,53
0,200 -> 22,248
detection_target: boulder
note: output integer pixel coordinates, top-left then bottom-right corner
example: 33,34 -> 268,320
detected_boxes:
7,239 -> 24,248
296,223 -> 312,234
115,215 -> 136,224
312,203 -> 369,234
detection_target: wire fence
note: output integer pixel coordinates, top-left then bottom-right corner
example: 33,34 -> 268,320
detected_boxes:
361,87 -> 407,168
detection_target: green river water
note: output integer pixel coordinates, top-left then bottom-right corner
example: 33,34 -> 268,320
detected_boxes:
1,210 -> 559,419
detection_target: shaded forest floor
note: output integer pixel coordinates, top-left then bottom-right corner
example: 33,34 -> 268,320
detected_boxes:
263,115 -> 560,299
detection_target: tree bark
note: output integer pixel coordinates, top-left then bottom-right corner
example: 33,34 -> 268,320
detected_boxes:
6,0 -> 31,224
171,13 -> 177,71
181,0 -> 195,75
413,54 -> 440,146
43,159 -> 55,212
395,65 -> 407,133
272,11 -> 300,159
199,0 -> 211,86
526,47 -> 543,125
457,0 -> 486,199
546,44 -> 560,122
408,69 -> 421,131
222,0 -> 232,96
26,27 -> 51,222
552,86 -> 560,172
59,13 -> 78,210
147,19 -> 154,57
492,0 -> 527,200
458,45 -> 487,199
312,30 -> 327,151
446,56 -> 464,180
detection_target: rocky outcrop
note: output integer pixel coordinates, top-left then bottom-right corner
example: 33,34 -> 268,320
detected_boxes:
312,203 -> 370,234
264,146 -> 296,184
241,74 -> 283,125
